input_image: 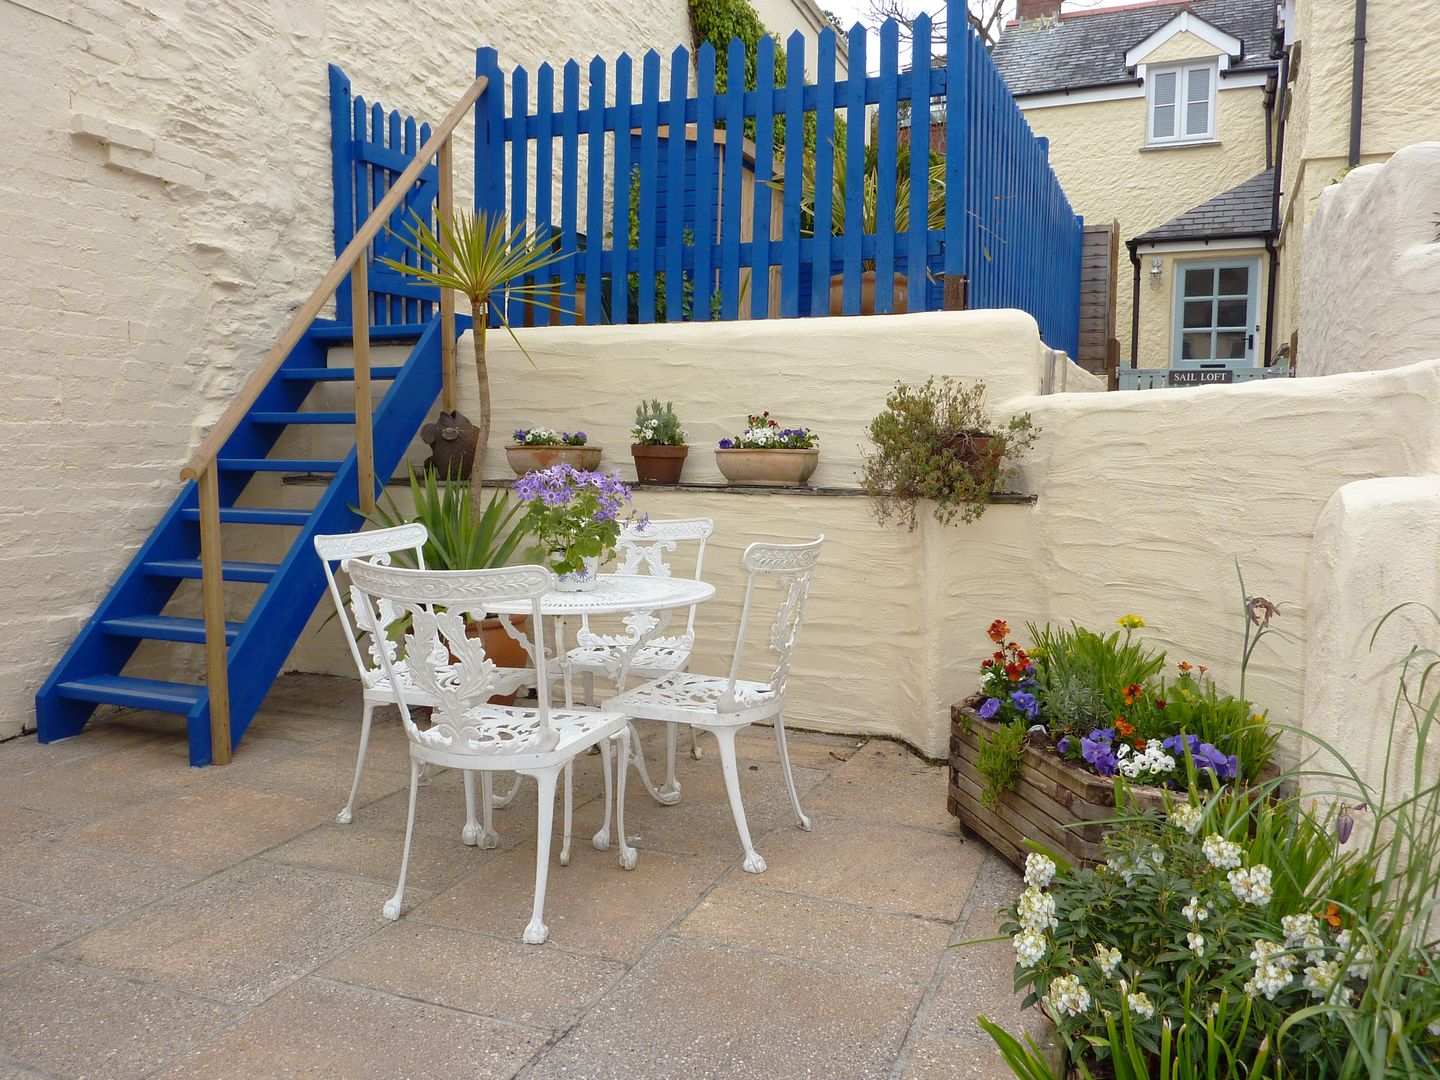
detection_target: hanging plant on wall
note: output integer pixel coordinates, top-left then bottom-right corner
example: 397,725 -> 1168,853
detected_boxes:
860,377 -> 1035,528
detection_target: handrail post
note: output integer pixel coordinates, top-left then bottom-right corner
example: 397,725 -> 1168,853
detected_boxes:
196,463 -> 232,765
438,137 -> 457,412
351,257 -> 376,513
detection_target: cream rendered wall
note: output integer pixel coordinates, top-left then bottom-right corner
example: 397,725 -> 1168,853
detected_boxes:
1298,143 -> 1440,377
1273,0 -> 1440,359
1134,244 -> 1270,367
1023,83 -> 1269,363
276,314 -> 1440,771
0,0 -> 697,741
747,0 -> 848,80
1142,32 -> 1225,66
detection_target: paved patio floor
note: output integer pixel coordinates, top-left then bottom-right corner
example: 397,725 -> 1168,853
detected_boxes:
0,673 -> 1044,1079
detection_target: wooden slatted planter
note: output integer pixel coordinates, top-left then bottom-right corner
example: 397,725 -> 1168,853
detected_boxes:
947,697 -> 1167,870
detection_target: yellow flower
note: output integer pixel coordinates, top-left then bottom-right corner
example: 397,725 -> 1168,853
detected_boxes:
1117,614 -> 1146,630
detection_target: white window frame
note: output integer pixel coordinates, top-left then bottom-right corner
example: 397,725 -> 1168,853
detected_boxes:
1146,60 -> 1218,146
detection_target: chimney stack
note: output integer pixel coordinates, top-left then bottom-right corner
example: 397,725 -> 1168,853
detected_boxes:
1017,0 -> 1062,21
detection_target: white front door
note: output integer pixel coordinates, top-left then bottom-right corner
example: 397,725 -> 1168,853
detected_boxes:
1172,259 -> 1260,367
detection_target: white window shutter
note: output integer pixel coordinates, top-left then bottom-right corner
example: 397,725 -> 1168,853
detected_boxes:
1151,70 -> 1177,140
1184,66 -> 1212,137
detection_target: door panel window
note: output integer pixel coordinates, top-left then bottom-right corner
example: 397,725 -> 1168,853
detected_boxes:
1172,259 -> 1258,365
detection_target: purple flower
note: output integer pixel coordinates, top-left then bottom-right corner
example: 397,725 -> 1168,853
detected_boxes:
1010,690 -> 1039,720
978,697 -> 1001,720
1087,728 -> 1115,744
633,512 -> 651,532
572,431 -> 587,443
1081,734 -> 1118,776
718,437 -> 734,449
1056,736 -> 1072,755
513,428 -> 527,441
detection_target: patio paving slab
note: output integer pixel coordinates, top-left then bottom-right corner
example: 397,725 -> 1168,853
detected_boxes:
0,674 -> 1045,1078
148,977 -> 546,1080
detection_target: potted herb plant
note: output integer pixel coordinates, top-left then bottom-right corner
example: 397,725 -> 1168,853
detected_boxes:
515,465 -> 642,591
630,400 -> 689,485
506,427 -> 602,476
715,411 -> 820,487
861,377 -> 1035,528
362,467 -> 534,702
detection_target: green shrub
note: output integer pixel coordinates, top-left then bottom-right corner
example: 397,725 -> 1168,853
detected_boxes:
976,718 -> 1029,810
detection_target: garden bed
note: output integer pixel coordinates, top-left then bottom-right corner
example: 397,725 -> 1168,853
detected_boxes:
947,696 -> 1167,870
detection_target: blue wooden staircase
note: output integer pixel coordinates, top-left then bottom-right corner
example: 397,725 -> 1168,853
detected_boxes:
34,316 -> 463,766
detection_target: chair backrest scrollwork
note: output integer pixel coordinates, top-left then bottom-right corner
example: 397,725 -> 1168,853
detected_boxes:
315,524 -> 428,689
605,517 -> 715,639
722,536 -> 824,706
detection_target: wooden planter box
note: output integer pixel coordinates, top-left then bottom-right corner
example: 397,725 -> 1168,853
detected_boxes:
947,698 -> 1167,871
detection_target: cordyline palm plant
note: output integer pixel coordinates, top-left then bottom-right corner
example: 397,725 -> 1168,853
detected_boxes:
379,210 -> 565,516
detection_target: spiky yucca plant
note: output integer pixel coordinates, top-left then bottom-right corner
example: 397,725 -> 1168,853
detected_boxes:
379,210 -> 566,516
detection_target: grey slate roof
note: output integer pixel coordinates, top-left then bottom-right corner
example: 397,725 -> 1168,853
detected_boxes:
991,0 -> 1278,97
1132,168 -> 1275,244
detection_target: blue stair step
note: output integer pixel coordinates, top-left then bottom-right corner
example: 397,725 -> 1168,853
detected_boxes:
280,366 -> 404,382
250,411 -> 358,425
308,323 -> 426,344
54,675 -> 205,714
101,615 -> 242,644
143,559 -> 279,584
218,458 -> 345,473
179,507 -> 313,526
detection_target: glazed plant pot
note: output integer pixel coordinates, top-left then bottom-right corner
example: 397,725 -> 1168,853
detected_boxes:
715,448 -> 820,487
631,444 -> 688,485
505,444 -> 603,476
550,553 -> 601,592
828,270 -> 910,316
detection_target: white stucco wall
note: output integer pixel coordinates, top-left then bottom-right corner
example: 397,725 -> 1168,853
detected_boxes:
0,0 -> 697,741
273,313 -> 1440,773
1298,143 -> 1440,377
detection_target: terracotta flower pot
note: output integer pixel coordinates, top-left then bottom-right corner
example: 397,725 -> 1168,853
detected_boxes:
715,448 -> 820,487
943,432 -> 1005,487
829,271 -> 910,316
505,444 -> 603,476
631,444 -> 688,485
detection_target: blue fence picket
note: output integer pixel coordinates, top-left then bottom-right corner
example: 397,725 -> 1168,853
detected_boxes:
535,63 -> 555,328
612,52 -> 633,325
692,43 -> 717,322
811,29 -> 837,318
750,35 -> 776,319
665,46 -> 688,321
780,34 -> 805,319
509,65 -> 529,328
875,19 -> 898,314
585,56 -> 606,325
907,15 -> 931,313
637,51 -> 660,323
558,60 -> 580,326
841,24 -> 866,316
718,39 -> 744,321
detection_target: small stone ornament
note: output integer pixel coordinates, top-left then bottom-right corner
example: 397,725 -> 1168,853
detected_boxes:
420,409 -> 479,480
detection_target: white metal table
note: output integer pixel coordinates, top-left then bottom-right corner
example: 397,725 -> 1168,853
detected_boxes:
488,573 -> 716,847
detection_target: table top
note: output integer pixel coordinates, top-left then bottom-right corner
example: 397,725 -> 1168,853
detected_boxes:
486,574 -> 716,616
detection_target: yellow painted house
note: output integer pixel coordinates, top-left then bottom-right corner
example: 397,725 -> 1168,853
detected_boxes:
992,0 -> 1440,378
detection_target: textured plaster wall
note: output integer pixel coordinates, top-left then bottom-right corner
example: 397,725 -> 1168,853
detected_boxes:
1023,84 -> 1268,362
1298,143 -> 1440,377
1273,0 -> 1440,361
1142,32 -> 1224,66
1133,244 -> 1270,367
0,0 -> 698,740
278,315 -> 1440,765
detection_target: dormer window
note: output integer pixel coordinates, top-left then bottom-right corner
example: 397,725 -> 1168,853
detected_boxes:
1147,61 -> 1217,145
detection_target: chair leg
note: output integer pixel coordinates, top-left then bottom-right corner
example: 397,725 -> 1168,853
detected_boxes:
658,722 -> 681,801
711,725 -> 766,874
336,701 -> 376,824
560,762 -> 574,866
592,735 -> 613,850
583,671 -> 595,707
690,726 -> 703,760
383,759 -> 421,920
491,775 -> 523,808
615,728 -> 638,870
774,712 -> 813,832
479,773 -> 500,849
522,767 -> 561,945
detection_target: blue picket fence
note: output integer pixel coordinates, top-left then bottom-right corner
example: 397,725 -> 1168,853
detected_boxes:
330,0 -> 1082,353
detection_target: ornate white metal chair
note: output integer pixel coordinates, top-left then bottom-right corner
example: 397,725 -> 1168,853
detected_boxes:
346,558 -> 636,944
609,536 -> 823,873
562,516 -> 715,797
315,525 -> 520,850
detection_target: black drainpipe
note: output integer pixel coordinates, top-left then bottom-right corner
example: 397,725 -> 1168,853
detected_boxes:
1263,34 -> 1291,368
1349,0 -> 1368,167
1127,239 -> 1141,368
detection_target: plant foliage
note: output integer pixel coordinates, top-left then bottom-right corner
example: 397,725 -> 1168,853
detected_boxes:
361,467 -> 531,572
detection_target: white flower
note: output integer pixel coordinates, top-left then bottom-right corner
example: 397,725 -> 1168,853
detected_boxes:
1339,932 -> 1375,981
1245,939 -> 1296,1001
1202,834 -> 1243,870
1127,990 -> 1156,1020
1228,864 -> 1274,907
1093,943 -> 1122,977
1016,886 -> 1058,932
1043,974 -> 1092,1018
1303,959 -> 1346,1003
1169,803 -> 1205,835
1024,852 -> 1056,889
1187,931 -> 1206,958
1012,928 -> 1048,968
1182,896 -> 1210,923
1429,1020 -> 1440,1037
1282,913 -> 1318,946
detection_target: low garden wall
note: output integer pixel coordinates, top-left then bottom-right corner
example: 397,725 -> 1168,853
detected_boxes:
281,311 -> 1440,777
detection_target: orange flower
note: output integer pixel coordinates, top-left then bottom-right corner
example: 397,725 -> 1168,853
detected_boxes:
1114,719 -> 1135,737
1134,737 -> 1147,749
1323,902 -> 1343,930
987,619 -> 1010,643
1178,661 -> 1193,674
1155,699 -> 1167,710
1123,683 -> 1144,706
1198,665 -> 1208,676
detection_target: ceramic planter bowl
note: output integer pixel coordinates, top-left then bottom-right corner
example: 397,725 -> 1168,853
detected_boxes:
714,448 -> 820,487
631,444 -> 688,485
505,444 -> 603,476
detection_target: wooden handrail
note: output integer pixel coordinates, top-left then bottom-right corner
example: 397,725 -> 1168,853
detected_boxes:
179,73 -> 489,481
